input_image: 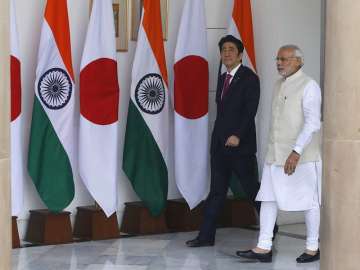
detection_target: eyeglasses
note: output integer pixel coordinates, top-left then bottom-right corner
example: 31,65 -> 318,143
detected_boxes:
275,56 -> 299,62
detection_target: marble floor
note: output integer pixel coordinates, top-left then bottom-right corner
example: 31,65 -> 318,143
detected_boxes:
12,225 -> 319,270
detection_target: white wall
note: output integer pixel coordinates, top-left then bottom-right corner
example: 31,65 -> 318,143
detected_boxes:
14,0 -> 321,238
252,0 -> 321,173
252,0 -> 322,224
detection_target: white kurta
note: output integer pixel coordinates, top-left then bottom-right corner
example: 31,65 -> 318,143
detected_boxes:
256,79 -> 322,211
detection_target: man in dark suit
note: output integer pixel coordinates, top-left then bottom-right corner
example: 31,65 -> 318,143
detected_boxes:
186,35 -> 261,247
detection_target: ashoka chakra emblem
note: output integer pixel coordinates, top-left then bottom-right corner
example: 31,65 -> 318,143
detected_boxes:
135,73 -> 165,114
38,68 -> 72,110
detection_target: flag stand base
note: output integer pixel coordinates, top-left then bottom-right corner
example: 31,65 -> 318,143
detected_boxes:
165,199 -> 204,232
24,209 -> 73,245
218,196 -> 258,227
12,216 -> 20,248
73,205 -> 120,240
120,202 -> 168,234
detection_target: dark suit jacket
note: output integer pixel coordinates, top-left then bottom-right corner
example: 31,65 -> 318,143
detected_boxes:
210,65 -> 260,157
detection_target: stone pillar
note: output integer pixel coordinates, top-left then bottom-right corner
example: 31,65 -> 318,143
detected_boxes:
0,0 -> 11,269
321,1 -> 360,270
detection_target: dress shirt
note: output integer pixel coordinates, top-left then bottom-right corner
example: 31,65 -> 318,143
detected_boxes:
225,63 -> 242,84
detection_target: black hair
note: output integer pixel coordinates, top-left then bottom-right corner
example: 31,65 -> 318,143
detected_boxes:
218,35 -> 244,54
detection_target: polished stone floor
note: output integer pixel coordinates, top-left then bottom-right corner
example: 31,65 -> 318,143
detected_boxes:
12,225 -> 319,270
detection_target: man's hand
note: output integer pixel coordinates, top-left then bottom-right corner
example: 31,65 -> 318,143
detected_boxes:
225,135 -> 240,147
284,151 -> 300,175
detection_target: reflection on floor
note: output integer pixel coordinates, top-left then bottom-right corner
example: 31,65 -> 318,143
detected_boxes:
12,224 -> 319,270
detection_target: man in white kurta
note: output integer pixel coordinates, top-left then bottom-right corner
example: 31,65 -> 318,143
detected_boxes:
236,45 -> 321,263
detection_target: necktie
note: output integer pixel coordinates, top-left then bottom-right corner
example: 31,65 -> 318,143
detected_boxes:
221,73 -> 232,100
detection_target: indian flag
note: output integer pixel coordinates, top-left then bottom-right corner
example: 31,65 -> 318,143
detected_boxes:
227,0 -> 259,198
123,0 -> 170,216
10,0 -> 24,216
28,0 -> 76,212
174,0 -> 209,209
79,0 -> 120,217
228,0 -> 257,72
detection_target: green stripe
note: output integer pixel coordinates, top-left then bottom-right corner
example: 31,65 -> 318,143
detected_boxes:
27,98 -> 74,212
122,100 -> 168,216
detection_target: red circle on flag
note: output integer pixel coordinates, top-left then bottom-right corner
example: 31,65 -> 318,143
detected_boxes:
80,58 -> 119,125
11,56 -> 21,121
174,55 -> 208,119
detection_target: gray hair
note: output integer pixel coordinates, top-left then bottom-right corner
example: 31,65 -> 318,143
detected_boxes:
279,44 -> 304,65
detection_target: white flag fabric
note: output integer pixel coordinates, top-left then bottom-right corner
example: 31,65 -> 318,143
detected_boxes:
10,0 -> 24,216
79,0 -> 120,217
174,0 -> 209,209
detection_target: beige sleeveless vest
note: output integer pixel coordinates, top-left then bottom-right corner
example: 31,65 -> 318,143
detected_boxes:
265,70 -> 321,165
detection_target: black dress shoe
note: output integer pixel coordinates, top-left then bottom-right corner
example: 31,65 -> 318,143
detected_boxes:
186,238 -> 214,247
296,250 -> 320,263
236,249 -> 272,262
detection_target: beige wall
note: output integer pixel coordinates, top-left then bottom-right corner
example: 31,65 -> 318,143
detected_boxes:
0,0 -> 11,268
321,1 -> 360,269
